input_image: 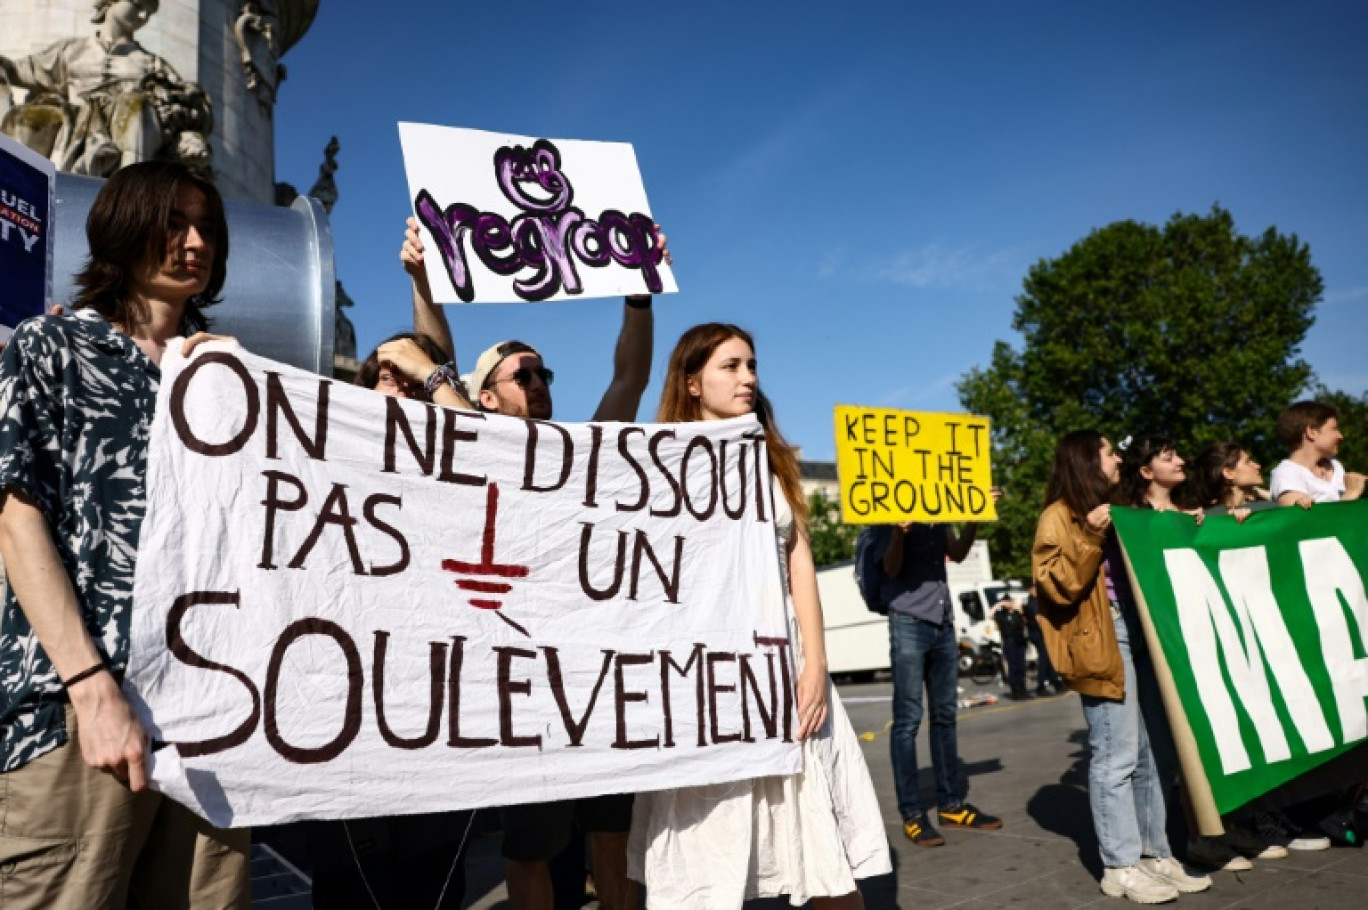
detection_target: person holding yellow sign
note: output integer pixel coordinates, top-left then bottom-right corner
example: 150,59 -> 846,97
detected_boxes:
871,512 -> 1005,847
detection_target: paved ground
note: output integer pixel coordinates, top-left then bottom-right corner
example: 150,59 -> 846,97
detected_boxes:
251,676 -> 1368,909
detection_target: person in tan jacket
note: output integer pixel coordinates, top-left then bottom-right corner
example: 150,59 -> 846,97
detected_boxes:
1033,430 -> 1210,904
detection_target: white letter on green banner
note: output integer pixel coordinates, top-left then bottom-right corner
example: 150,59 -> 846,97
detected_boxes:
1166,547 -> 1333,772
1301,538 -> 1368,744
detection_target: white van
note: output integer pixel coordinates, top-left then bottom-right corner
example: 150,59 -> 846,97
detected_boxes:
820,541 -> 1025,677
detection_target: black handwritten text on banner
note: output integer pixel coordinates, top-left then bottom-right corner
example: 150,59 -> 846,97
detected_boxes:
126,346 -> 797,827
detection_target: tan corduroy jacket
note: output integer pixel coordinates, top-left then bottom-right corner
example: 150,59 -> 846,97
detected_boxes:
1031,500 -> 1125,700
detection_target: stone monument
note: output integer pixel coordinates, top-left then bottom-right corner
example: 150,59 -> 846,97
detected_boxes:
0,0 -> 318,203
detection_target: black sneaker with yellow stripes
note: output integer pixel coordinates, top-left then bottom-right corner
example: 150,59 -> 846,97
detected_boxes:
937,803 -> 1003,830
902,812 -> 946,846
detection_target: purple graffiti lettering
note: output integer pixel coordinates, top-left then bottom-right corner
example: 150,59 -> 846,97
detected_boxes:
413,139 -> 664,303
414,191 -> 479,303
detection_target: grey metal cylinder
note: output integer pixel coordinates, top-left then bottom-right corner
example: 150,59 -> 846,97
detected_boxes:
52,173 -> 335,375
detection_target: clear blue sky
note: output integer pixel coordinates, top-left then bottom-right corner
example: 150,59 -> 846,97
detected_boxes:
273,0 -> 1367,461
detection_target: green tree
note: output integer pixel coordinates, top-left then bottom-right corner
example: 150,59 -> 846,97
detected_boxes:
1311,384 -> 1368,474
959,205 -> 1322,578
807,490 -> 860,567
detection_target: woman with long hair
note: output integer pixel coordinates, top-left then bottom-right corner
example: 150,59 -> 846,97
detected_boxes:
1190,443 -> 1287,521
629,323 -> 890,908
1118,435 -> 1191,512
1033,431 -> 1210,903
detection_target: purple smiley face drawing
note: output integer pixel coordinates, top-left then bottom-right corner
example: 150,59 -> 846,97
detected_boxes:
494,139 -> 573,214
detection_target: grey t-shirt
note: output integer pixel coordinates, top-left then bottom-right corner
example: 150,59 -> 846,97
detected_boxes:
874,525 -> 952,625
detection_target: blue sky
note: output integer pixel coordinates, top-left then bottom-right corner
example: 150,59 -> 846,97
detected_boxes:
273,1 -> 1367,461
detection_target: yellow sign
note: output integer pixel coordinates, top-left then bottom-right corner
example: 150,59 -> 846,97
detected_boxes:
833,406 -> 997,524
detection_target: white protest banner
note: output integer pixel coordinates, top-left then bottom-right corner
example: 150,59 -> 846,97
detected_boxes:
126,346 -> 797,827
0,133 -> 54,343
398,123 -> 677,304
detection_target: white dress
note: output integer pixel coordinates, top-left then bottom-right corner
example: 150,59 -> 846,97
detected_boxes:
627,484 -> 892,908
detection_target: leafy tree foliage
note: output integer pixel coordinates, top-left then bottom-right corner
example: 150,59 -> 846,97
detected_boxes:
959,206 -> 1322,578
807,490 -> 859,567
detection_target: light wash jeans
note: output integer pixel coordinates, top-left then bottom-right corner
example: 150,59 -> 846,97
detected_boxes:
889,612 -> 963,820
1080,607 -> 1173,868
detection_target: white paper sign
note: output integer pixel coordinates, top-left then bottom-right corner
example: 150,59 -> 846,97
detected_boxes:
398,123 -> 677,304
125,345 -> 798,827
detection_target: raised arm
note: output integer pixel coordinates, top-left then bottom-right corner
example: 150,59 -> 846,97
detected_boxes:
0,492 -> 149,790
882,525 -> 905,576
402,217 -> 454,361
591,299 -> 653,422
591,228 -> 670,422
945,524 -> 978,563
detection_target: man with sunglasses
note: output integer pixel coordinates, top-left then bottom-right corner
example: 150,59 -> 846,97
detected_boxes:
400,217 -> 661,910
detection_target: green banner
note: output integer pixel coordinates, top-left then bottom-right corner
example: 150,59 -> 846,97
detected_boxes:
1113,502 -> 1368,816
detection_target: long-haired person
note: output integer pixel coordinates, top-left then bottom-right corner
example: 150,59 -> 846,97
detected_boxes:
0,161 -> 247,907
1033,431 -> 1210,903
628,323 -> 890,909
1118,436 -> 1190,512
1191,443 -> 1277,519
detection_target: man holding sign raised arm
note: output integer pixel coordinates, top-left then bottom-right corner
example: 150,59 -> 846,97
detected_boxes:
397,216 -> 667,910
399,215 -> 666,424
874,514 -> 1004,846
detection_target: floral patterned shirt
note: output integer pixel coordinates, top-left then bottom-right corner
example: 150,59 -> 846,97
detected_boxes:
0,310 -> 158,771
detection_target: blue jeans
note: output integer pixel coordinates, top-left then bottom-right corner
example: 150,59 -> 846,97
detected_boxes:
889,613 -> 962,821
1080,609 -> 1172,868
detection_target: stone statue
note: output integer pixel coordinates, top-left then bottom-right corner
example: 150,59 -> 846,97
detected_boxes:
0,0 -> 214,177
307,135 -> 340,214
234,0 -> 286,113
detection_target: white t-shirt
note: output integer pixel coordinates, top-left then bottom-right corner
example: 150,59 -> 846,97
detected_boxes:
1270,458 -> 1345,503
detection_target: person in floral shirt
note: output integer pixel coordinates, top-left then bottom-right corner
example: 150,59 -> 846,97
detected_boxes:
0,160 -> 247,908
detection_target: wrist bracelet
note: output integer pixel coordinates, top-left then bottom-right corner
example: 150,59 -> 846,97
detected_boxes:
63,662 -> 106,690
424,362 -> 466,398
625,295 -> 653,309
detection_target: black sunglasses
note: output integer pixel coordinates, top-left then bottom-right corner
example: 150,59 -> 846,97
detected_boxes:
491,366 -> 554,389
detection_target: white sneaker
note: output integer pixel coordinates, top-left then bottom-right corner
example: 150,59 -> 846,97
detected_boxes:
1100,866 -> 1179,904
1255,810 -> 1330,851
1140,856 -> 1213,894
1186,836 -> 1253,871
1221,825 -> 1288,860
1288,833 -> 1332,851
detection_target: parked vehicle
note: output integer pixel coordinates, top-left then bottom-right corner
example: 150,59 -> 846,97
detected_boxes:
821,540 -> 1029,677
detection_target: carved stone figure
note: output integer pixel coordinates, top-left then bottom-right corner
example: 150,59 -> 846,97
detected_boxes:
307,135 -> 340,214
0,0 -> 214,177
234,0 -> 286,113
